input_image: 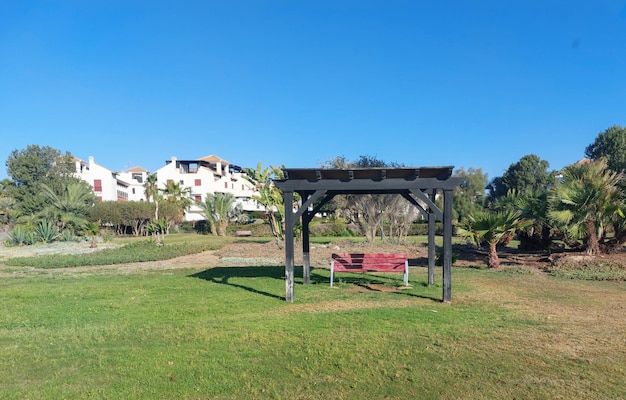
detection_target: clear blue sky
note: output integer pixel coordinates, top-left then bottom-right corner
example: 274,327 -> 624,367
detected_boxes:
2,1 -> 625,182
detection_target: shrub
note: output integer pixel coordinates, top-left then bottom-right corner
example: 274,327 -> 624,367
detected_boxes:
7,225 -> 36,246
35,220 -> 59,243
544,257 -> 626,281
60,229 -> 79,242
310,222 -> 356,237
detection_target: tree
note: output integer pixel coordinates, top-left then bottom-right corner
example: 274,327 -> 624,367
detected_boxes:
457,210 -> 531,268
322,155 -> 408,243
39,182 -> 96,232
6,145 -> 79,215
453,167 -> 488,222
244,162 -> 286,242
162,180 -> 192,227
548,158 -> 625,255
82,221 -> 100,248
196,192 -> 242,236
491,189 -> 552,251
585,125 -> 626,173
143,173 -> 161,220
487,154 -> 556,203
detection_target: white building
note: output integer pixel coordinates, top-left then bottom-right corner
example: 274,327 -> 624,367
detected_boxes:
74,154 -> 262,221
73,156 -> 146,202
154,155 -> 261,221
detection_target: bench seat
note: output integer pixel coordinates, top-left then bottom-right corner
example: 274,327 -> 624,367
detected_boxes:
330,253 -> 409,286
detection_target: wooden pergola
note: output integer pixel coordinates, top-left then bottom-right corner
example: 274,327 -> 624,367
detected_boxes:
273,167 -> 463,302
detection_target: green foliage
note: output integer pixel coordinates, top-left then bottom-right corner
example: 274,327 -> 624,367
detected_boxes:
39,182 -> 96,232
244,162 -> 286,241
545,260 -> 626,281
585,125 -> 626,173
310,221 -> 356,237
453,167 -> 488,222
6,225 -> 35,246
5,144 -> 78,215
59,229 -> 79,242
4,241 -> 219,268
492,189 -> 552,251
548,158 -> 625,255
90,201 -> 155,236
487,154 -> 556,203
34,220 -> 60,243
457,209 -> 532,267
196,192 -> 241,236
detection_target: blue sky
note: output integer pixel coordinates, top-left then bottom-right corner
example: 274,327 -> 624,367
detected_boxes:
1,1 -> 625,182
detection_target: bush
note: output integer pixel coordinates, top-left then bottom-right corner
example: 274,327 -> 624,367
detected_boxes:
544,257 -> 626,281
310,222 -> 356,237
60,229 -> 79,242
409,222 -> 444,236
35,220 -> 59,243
7,225 -> 36,246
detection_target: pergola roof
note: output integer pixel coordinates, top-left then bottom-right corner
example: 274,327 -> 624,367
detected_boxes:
282,166 -> 453,181
276,166 -> 459,194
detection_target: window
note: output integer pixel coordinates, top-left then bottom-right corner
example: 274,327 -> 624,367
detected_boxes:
224,182 -> 228,189
94,179 -> 102,192
195,195 -> 201,201
195,179 -> 201,186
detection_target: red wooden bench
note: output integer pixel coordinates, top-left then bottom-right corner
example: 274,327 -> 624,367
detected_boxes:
330,253 -> 409,287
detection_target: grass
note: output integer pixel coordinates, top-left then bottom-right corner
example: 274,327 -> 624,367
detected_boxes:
545,259 -> 626,281
1,235 -> 625,399
3,240 -> 221,268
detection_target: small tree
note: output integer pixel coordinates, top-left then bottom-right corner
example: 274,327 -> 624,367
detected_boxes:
196,192 -> 242,236
82,221 -> 100,248
457,210 -> 531,268
244,162 -> 285,242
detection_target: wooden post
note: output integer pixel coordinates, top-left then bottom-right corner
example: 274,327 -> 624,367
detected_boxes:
302,211 -> 311,285
284,190 -> 295,302
442,189 -> 453,303
428,189 -> 436,286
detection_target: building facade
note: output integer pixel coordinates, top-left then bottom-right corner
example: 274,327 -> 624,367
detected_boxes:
74,154 -> 261,221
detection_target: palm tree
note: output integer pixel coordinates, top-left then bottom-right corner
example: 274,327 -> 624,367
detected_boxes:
162,180 -> 192,226
144,173 -> 161,220
457,210 -> 531,268
196,194 -> 218,235
244,162 -> 285,241
39,182 -> 95,232
83,221 -> 100,248
196,192 -> 242,236
492,189 -> 552,251
548,158 -> 624,255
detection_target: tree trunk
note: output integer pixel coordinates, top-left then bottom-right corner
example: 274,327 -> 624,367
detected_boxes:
585,220 -> 600,255
488,242 -> 500,268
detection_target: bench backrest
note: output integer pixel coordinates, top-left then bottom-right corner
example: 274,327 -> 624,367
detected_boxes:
331,253 -> 408,272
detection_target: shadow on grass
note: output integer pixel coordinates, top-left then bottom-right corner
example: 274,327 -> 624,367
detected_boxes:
332,274 -> 442,302
190,266 -> 441,302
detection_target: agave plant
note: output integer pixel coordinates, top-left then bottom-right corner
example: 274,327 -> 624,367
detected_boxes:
35,220 -> 60,243
7,225 -> 33,246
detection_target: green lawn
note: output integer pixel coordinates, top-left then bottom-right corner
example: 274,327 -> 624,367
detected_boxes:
1,240 -> 625,399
